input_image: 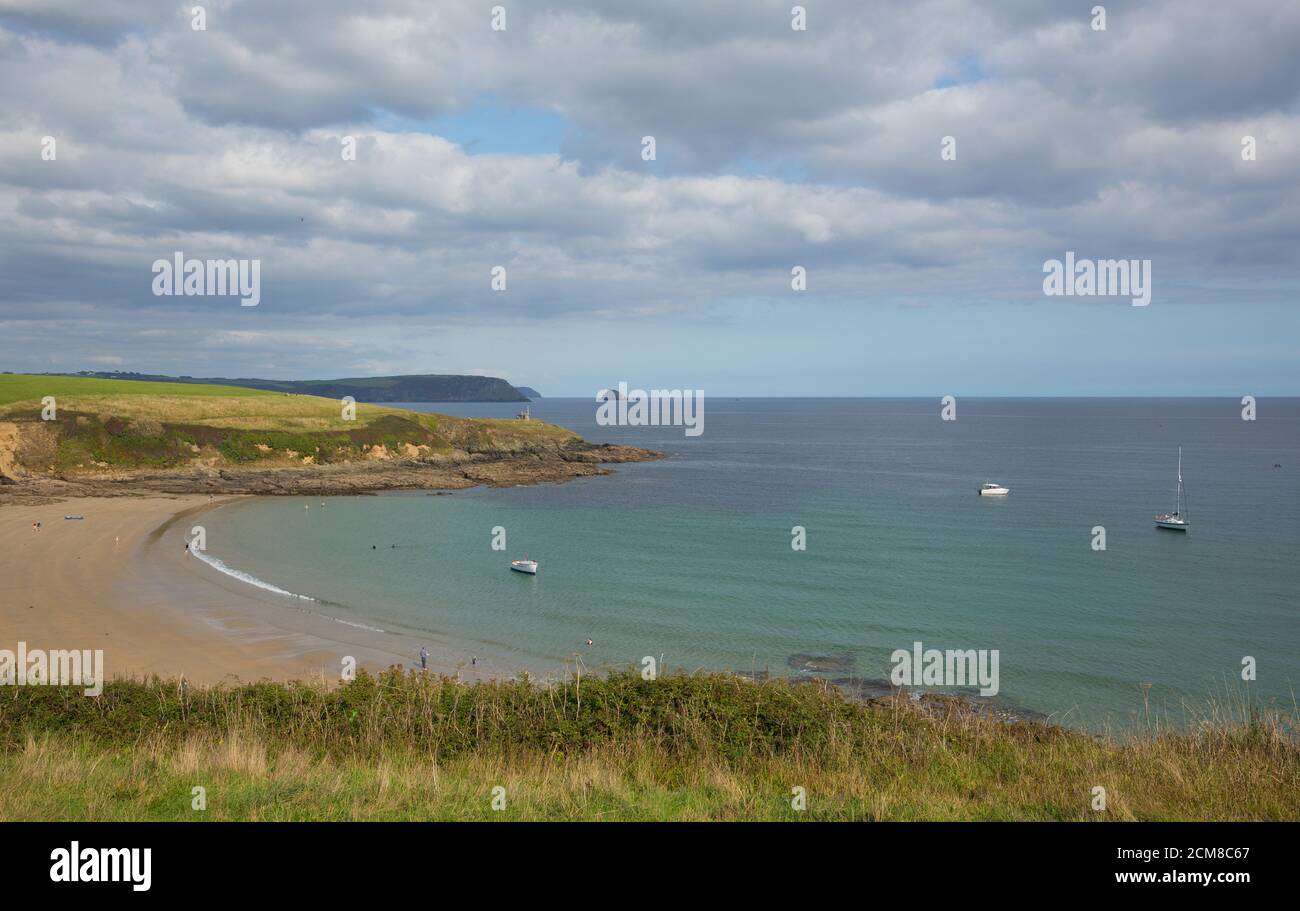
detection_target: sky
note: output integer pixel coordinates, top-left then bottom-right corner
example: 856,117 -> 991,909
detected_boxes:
0,0 -> 1297,396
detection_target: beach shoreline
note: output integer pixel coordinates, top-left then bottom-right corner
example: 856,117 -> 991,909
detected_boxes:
0,494 -> 509,686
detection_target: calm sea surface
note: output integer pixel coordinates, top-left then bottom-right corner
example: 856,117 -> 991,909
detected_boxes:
201,398 -> 1300,728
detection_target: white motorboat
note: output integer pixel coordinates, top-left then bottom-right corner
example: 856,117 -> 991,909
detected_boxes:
510,559 -> 538,574
1154,447 -> 1189,531
978,482 -> 1009,496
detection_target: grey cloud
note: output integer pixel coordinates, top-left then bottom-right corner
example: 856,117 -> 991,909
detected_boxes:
0,0 -> 176,45
0,0 -> 1297,381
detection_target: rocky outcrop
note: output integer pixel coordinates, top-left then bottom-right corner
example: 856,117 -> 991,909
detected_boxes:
0,421 -> 20,481
0,442 -> 663,504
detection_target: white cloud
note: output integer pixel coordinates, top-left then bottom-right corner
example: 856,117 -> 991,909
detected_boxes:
0,0 -> 1296,386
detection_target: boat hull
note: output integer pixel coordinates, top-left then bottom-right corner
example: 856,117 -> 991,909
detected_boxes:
510,562 -> 538,574
1154,516 -> 1188,531
979,488 -> 1009,496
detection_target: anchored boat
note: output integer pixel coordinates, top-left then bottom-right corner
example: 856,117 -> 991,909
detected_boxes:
1154,447 -> 1189,531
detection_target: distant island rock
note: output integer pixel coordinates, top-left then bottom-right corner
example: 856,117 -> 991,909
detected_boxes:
59,371 -> 530,403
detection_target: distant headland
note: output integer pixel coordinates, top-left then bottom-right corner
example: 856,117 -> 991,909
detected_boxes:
0,374 -> 657,502
47,371 -> 540,403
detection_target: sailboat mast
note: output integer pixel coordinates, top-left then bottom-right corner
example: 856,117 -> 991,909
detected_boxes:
1176,446 -> 1183,514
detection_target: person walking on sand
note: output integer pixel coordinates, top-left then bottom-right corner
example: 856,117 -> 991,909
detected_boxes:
419,646 -> 428,670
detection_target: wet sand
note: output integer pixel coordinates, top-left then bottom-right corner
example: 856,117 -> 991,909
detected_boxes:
0,495 -> 496,685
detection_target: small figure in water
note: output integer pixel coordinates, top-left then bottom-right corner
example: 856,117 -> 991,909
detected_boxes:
471,656 -> 477,666
586,639 -> 593,649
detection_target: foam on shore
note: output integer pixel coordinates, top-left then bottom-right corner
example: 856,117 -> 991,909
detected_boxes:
189,547 -> 316,602
189,546 -> 389,634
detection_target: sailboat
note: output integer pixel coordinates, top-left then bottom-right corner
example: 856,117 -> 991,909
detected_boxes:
1154,447 -> 1189,531
510,558 -> 538,574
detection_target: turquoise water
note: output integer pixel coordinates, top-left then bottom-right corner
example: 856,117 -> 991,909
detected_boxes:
201,398 -> 1300,728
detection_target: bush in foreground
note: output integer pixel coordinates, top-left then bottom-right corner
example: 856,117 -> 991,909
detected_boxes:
0,670 -> 1295,821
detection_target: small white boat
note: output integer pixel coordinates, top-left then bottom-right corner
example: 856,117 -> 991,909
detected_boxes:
978,482 -> 1009,496
1154,447 -> 1189,531
510,559 -> 538,575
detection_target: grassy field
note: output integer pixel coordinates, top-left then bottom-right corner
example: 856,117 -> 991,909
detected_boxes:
0,670 -> 1295,821
0,373 -> 576,473
0,373 -> 278,406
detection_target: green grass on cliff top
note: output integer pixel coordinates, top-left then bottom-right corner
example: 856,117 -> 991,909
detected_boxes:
0,373 -> 569,436
0,373 -> 274,406
0,374 -> 575,471
0,372 -> 425,436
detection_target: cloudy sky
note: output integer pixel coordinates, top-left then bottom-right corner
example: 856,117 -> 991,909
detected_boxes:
0,0 -> 1297,395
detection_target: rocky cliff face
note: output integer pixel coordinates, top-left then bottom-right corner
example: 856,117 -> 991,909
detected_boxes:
0,416 -> 661,504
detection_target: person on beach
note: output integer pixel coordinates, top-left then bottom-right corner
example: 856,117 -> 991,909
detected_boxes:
471,656 -> 477,666
419,646 -> 428,670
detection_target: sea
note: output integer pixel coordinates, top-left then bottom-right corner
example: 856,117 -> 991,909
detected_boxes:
198,398 -> 1300,729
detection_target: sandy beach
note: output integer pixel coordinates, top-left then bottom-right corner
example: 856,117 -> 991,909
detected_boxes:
0,495 -> 496,686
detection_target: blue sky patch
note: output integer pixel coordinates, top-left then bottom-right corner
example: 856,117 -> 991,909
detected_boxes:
370,96 -> 569,155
